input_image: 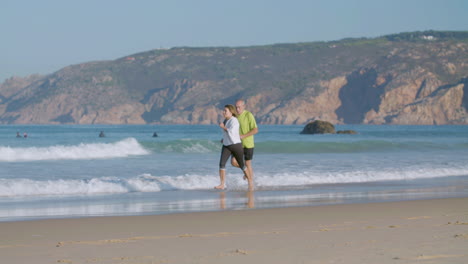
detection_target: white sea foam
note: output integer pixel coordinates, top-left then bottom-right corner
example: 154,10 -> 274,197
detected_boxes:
0,138 -> 149,162
0,174 -> 209,197
255,166 -> 468,187
1,165 -> 467,197
0,178 -> 129,197
0,178 -> 127,197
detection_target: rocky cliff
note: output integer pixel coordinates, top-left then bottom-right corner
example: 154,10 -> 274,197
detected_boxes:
1,31 -> 467,125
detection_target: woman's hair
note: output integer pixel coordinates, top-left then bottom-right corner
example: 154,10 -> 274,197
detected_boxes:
224,104 -> 238,117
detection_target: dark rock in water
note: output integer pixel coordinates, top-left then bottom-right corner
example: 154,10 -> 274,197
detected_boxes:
300,120 -> 336,134
336,130 -> 358,134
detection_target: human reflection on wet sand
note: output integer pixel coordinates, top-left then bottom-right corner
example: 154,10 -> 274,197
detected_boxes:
219,191 -> 255,210
219,191 -> 226,209
246,190 -> 254,208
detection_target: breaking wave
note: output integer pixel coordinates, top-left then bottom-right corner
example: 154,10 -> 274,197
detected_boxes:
0,138 -> 149,162
1,166 -> 467,197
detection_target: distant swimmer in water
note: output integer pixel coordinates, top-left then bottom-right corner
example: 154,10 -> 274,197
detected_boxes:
152,132 -> 158,137
23,132 -> 28,138
16,132 -> 21,138
99,131 -> 105,137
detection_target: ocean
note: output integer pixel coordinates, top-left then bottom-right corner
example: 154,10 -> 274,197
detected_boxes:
0,124 -> 467,222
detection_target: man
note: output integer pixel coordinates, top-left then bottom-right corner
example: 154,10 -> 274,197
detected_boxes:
231,99 -> 258,189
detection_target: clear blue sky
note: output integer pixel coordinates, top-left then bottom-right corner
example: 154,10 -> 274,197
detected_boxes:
1,0 -> 467,82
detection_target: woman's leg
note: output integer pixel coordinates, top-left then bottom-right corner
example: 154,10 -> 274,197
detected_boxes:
215,169 -> 226,190
215,146 -> 231,189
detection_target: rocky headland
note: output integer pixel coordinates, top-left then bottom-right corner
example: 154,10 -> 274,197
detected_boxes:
1,31 -> 467,125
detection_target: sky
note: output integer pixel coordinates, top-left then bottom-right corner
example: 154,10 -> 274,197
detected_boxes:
1,0 -> 467,82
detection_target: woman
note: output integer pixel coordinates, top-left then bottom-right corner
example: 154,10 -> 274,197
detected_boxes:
215,104 -> 253,190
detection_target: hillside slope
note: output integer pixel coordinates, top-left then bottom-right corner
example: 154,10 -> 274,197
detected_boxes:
1,31 -> 467,125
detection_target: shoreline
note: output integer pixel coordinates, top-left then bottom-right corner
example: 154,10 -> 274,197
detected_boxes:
3,173 -> 468,223
1,197 -> 467,263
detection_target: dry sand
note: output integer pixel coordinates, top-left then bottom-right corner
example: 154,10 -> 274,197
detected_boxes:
0,197 -> 467,264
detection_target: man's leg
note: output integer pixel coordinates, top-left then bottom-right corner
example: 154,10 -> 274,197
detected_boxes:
243,148 -> 254,183
244,168 -> 254,191
245,159 -> 254,183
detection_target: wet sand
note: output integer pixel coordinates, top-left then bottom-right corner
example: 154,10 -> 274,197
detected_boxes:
0,197 -> 467,264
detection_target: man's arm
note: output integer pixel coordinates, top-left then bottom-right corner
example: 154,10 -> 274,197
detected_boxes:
240,127 -> 258,139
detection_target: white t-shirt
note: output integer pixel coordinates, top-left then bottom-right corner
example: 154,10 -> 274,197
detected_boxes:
222,117 -> 241,146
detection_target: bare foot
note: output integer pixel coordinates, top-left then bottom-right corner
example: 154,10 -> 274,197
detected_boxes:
214,185 -> 225,190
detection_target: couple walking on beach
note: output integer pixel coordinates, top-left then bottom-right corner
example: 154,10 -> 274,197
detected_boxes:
215,99 -> 258,191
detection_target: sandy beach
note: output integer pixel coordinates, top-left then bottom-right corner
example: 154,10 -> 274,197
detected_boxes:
0,197 -> 467,264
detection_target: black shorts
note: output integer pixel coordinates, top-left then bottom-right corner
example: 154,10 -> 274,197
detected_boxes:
244,148 -> 254,161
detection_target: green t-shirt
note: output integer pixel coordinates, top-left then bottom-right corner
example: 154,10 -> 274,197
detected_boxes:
237,110 -> 257,148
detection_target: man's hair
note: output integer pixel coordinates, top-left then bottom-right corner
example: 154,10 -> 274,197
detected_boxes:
236,99 -> 245,105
